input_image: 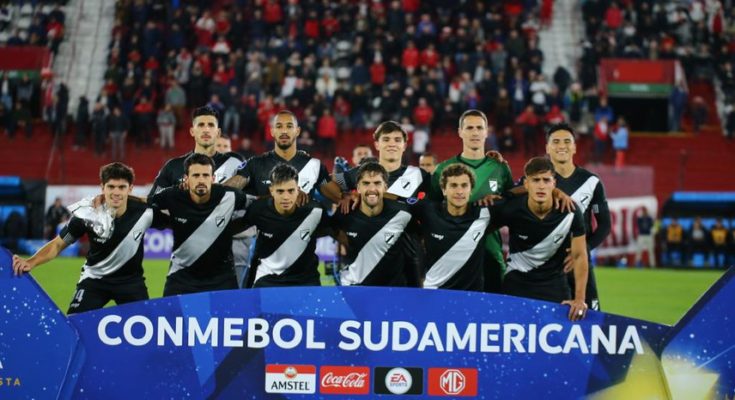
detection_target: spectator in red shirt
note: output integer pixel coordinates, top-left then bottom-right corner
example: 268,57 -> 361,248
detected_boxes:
370,58 -> 386,86
317,109 -> 337,157
403,0 -> 420,14
413,97 -> 434,131
304,10 -> 320,39
322,10 -> 340,37
402,40 -> 420,74
420,43 -> 440,69
605,3 -> 623,30
263,0 -> 283,26
516,105 -> 540,156
545,105 -> 565,125
133,96 -> 155,147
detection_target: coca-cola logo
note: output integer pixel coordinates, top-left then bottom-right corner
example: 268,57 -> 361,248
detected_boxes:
319,366 -> 370,395
321,372 -> 367,388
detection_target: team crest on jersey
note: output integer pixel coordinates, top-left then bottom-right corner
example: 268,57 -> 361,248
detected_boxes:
133,230 -> 143,241
488,179 -> 498,192
215,215 -> 226,228
400,178 -> 411,190
299,229 -> 311,241
553,234 -> 564,244
384,233 -> 396,245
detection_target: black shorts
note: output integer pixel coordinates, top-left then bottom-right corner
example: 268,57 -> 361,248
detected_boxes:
67,278 -> 149,315
163,274 -> 238,297
502,271 -> 571,303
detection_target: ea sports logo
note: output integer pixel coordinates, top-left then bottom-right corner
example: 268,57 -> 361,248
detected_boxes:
385,367 -> 412,395
440,369 -> 465,395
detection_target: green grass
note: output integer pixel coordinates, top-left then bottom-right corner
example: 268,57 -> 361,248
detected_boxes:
30,258 -> 724,326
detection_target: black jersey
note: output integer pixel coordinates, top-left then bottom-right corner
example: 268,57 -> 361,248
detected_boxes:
149,185 -> 251,288
60,200 -> 162,283
332,200 -> 412,286
492,196 -> 586,281
149,151 -> 244,196
244,199 -> 327,287
414,201 -> 490,291
555,167 -> 610,249
236,150 -> 330,196
345,164 -> 431,199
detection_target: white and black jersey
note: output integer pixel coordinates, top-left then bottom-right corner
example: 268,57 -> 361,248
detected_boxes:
332,200 -> 413,286
555,167 -> 610,250
148,151 -> 244,196
243,199 -> 328,288
344,165 -> 431,200
235,150 -> 330,196
148,185 -> 252,294
59,200 -> 165,283
492,196 -> 585,302
414,202 -> 491,291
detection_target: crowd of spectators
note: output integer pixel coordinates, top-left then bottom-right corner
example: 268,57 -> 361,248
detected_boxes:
661,216 -> 734,268
580,0 -> 734,134
90,0 -> 598,158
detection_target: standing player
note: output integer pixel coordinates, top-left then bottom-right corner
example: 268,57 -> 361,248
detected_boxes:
332,162 -> 413,286
240,164 -> 330,288
225,110 -> 340,200
545,123 -> 610,310
149,106 -> 243,196
417,164 -> 490,291
494,157 -> 588,321
431,110 -> 514,293
12,163 -> 163,313
148,154 -> 252,296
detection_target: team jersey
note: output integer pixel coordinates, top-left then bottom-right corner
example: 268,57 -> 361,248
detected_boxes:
413,201 -> 491,291
236,150 -> 330,196
492,196 -> 586,281
148,151 -> 244,196
554,167 -> 610,250
60,200 -> 164,283
331,200 -> 412,286
431,155 -> 514,269
148,185 -> 252,288
344,164 -> 431,200
243,199 -> 328,287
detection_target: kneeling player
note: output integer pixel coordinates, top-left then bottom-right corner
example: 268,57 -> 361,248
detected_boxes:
242,164 -> 330,288
12,163 -> 163,314
494,157 -> 589,320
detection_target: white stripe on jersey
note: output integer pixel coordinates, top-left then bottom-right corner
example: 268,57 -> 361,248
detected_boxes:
570,175 -> 599,213
387,166 -> 423,198
254,208 -> 323,283
298,158 -> 322,193
424,208 -> 490,289
506,213 -> 574,274
340,210 -> 412,285
215,156 -> 243,183
169,192 -> 236,276
79,209 -> 154,282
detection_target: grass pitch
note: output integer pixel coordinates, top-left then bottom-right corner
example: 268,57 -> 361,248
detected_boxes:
29,257 -> 724,326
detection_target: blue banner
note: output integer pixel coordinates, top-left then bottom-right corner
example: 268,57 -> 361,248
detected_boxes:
0,247 -> 733,399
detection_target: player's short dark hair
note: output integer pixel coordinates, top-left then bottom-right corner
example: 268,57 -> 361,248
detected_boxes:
184,153 -> 216,175
270,163 -> 299,186
191,106 -> 219,125
373,120 -> 407,142
272,110 -> 298,126
458,109 -> 488,129
100,162 -> 135,185
440,163 -> 476,189
524,157 -> 556,177
356,161 -> 388,185
546,123 -> 577,142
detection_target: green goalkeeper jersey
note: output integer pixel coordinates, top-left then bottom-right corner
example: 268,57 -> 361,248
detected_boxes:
430,155 -> 514,271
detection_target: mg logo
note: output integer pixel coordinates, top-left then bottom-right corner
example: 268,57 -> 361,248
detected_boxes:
440,369 -> 465,395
